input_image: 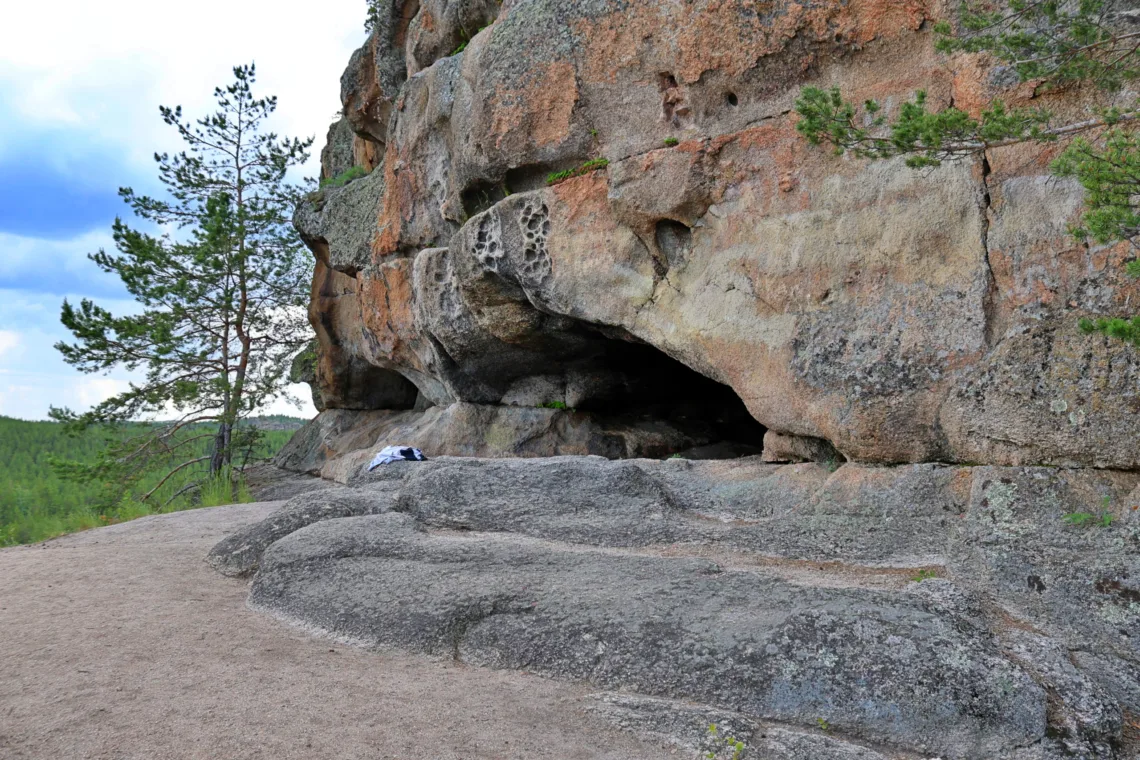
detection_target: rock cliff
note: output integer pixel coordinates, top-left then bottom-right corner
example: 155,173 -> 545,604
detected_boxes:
218,1 -> 1140,757
287,0 -> 1139,474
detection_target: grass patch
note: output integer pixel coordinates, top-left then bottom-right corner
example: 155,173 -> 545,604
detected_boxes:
546,157 -> 610,186
1063,511 -> 1114,528
705,723 -> 746,759
320,165 -> 367,189
1063,496 -> 1115,528
198,468 -> 255,508
307,166 -> 370,210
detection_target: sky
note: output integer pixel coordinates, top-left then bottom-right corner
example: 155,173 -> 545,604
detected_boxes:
0,0 -> 367,420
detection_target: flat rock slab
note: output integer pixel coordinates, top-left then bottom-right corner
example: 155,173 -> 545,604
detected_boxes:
0,503 -> 680,760
253,512 -> 1043,757
215,457 -> 1140,759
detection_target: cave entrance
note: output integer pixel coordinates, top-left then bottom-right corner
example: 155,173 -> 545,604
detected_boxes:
566,330 -> 768,459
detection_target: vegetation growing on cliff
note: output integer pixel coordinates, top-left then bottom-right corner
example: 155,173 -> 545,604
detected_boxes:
320,165 -> 367,189
795,0 -> 1140,344
50,64 -> 314,505
545,157 -> 610,186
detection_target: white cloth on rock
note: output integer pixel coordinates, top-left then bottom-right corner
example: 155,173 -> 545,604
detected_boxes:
367,445 -> 427,470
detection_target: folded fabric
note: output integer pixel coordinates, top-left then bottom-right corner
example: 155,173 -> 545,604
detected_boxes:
367,445 -> 427,470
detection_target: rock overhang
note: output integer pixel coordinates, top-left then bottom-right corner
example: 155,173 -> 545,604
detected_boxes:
292,0 -> 1140,470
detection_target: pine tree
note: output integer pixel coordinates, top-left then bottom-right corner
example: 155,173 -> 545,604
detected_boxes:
794,0 -> 1140,344
51,64 -> 314,503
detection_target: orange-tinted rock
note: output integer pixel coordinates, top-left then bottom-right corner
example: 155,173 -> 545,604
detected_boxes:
294,0 -> 1140,468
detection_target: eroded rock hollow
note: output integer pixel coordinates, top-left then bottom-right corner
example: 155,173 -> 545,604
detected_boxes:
224,1 -> 1140,757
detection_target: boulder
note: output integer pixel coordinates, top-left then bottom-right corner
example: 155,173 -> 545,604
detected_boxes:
761,431 -> 845,464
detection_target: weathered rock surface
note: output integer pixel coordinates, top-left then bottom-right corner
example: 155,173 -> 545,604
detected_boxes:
213,456 -> 1140,758
288,0 -> 1140,472
244,1 -> 1140,756
586,693 -> 906,760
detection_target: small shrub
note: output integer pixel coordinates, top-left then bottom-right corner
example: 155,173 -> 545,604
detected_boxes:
911,568 -> 938,583
705,724 -> 746,760
1063,511 -> 1113,528
546,157 -> 610,186
450,23 -> 492,56
664,137 -> 679,147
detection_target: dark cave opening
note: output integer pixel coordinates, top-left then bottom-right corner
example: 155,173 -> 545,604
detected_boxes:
566,331 -> 768,459
461,180 -> 511,218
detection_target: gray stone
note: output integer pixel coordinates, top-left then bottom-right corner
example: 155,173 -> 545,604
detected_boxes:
288,340 -> 322,411
294,167 -> 385,277
251,511 -> 1045,759
319,118 -> 357,182
242,462 -> 330,502
216,456 -> 1140,758
762,430 -> 846,464
586,692 -> 919,759
207,487 -> 386,577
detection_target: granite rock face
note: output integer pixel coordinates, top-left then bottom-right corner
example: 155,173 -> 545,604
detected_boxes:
245,3 -> 1140,755
213,456 -> 1140,758
289,0 -> 1140,470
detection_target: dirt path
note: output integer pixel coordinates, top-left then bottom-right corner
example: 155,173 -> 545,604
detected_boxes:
0,503 -> 676,760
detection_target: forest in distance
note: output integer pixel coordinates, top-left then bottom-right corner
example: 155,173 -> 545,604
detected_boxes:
0,415 -> 304,547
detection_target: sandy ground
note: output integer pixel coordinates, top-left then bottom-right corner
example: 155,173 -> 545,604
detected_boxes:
0,502 -> 678,760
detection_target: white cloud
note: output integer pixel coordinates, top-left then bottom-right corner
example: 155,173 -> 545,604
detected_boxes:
0,0 -> 348,422
0,384 -> 40,417
0,330 -> 18,358
0,0 -> 365,178
0,229 -> 119,289
75,376 -> 132,408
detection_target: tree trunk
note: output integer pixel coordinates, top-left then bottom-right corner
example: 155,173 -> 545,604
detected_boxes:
210,421 -> 231,475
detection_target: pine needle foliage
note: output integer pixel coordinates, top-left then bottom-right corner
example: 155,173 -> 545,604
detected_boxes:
50,64 -> 315,503
795,1 -> 1140,345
